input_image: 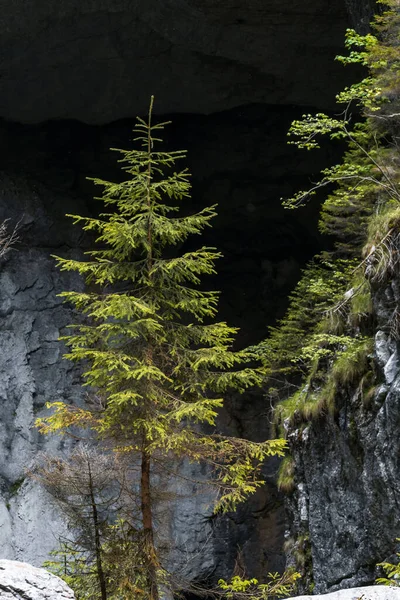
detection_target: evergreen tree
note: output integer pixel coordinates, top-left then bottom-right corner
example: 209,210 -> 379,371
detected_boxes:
33,447 -> 125,600
37,97 -> 286,599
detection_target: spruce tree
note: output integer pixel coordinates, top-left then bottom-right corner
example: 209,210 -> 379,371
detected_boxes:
38,97 -> 286,599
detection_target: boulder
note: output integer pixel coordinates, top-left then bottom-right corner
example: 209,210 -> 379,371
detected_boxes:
0,560 -> 75,599
290,586 -> 400,600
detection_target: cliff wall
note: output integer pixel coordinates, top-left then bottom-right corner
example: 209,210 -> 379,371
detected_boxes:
0,0 -> 387,591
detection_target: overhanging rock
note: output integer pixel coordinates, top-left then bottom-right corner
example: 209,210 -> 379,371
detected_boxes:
0,0 -> 352,123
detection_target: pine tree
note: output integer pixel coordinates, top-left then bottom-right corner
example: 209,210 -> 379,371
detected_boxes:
37,97 -> 286,599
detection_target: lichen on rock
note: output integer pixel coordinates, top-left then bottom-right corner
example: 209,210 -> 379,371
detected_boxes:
0,559 -> 75,599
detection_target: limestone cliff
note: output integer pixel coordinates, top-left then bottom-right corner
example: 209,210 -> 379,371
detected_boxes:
0,0 -> 389,592
0,174 -> 86,564
285,277 -> 400,593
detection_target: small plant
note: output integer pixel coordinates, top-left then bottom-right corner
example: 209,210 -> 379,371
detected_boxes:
9,477 -> 25,497
44,545 -> 100,600
291,534 -> 311,571
376,540 -> 400,587
0,219 -> 20,260
218,569 -> 300,599
277,456 -> 295,493
363,205 -> 400,283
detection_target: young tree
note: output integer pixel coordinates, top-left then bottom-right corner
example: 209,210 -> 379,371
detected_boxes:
32,447 -> 123,600
37,97 -> 286,599
32,446 -> 146,600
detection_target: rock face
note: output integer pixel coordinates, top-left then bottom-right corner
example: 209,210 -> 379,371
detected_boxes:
0,560 -> 75,599
0,173 -> 87,564
345,0 -> 377,33
0,0 -> 353,123
286,278 -> 400,593
290,585 -> 400,600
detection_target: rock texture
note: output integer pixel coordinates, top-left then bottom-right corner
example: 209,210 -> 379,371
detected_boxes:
0,560 -> 75,599
290,586 -> 400,600
286,278 -> 400,593
0,173 -> 87,564
0,0 -> 353,122
345,0 -> 377,33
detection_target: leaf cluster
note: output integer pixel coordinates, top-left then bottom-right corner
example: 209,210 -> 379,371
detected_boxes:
217,570 -> 300,600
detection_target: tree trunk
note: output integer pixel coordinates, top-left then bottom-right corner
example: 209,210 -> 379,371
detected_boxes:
141,450 -> 160,600
88,462 -> 108,600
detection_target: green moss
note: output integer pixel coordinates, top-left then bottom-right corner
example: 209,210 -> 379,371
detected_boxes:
277,456 -> 295,493
274,337 -> 373,434
363,205 -> 400,283
9,477 -> 25,497
275,387 -> 328,435
284,533 -> 314,589
348,272 -> 373,325
331,337 -> 373,387
359,370 -> 378,407
284,534 -> 311,571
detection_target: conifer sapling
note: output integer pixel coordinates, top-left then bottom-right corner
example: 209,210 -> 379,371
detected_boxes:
37,97 -> 287,599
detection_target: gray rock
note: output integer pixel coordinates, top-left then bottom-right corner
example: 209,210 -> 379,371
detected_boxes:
0,560 -> 74,599
375,331 -> 391,369
384,348 -> 400,385
285,278 -> 400,593
345,0 -> 377,34
0,175 -> 87,566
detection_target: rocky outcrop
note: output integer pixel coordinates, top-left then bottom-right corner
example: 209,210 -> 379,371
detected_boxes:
0,173 -> 87,564
286,278 -> 400,593
0,560 -> 75,599
290,586 -> 400,600
0,0 -> 353,123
